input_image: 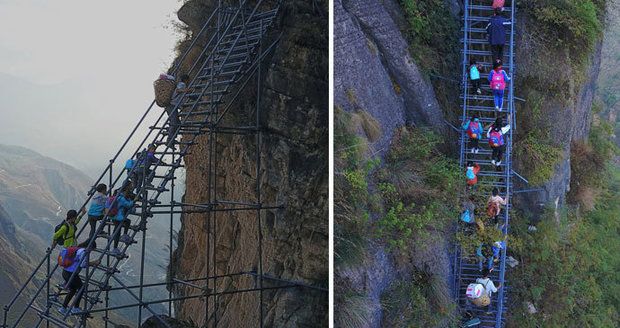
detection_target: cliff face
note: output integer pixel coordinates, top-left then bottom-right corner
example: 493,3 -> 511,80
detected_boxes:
334,0 -> 447,153
170,1 -> 328,327
512,13 -> 604,218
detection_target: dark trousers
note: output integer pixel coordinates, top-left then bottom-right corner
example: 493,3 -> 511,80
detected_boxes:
87,215 -> 103,241
165,105 -> 180,143
62,270 -> 83,308
131,167 -> 152,194
112,219 -> 130,249
471,78 -> 481,93
470,138 -> 480,150
491,44 -> 504,62
492,145 -> 505,162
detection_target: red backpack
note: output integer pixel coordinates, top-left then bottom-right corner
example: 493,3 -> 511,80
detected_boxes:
467,121 -> 481,139
106,195 -> 119,217
488,130 -> 504,147
492,0 -> 505,9
58,247 -> 79,268
490,70 -> 506,91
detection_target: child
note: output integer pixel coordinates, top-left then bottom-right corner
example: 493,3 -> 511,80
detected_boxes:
465,161 -> 481,187
462,115 -> 483,153
488,61 -> 511,112
167,74 -> 191,144
469,59 -> 482,95
487,187 -> 507,225
58,241 -> 100,315
52,208 -> 86,249
111,185 -> 135,256
87,183 -> 107,241
486,115 -> 511,166
131,144 -> 159,193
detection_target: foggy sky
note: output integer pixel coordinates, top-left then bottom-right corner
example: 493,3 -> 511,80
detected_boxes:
0,0 -> 182,178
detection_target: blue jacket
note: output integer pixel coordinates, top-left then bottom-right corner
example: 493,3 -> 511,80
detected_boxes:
87,192 -> 107,216
114,194 -> 134,222
486,16 -> 511,45
462,119 -> 483,136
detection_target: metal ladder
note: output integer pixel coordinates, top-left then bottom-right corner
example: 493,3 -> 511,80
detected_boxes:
453,1 -> 516,327
2,1 -> 281,327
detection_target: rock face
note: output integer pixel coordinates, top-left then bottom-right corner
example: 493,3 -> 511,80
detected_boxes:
512,14 -> 604,218
334,0 -> 446,153
170,1 -> 328,327
334,1 -> 454,327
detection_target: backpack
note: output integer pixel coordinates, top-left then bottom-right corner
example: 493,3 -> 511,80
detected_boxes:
460,210 -> 474,224
125,159 -> 135,170
487,201 -> 500,218
106,195 -> 119,217
492,0 -> 505,9
467,121 -> 480,139
54,222 -> 71,245
466,167 -> 476,181
58,247 -> 79,268
466,283 -> 484,299
490,70 -> 506,91
488,130 -> 504,147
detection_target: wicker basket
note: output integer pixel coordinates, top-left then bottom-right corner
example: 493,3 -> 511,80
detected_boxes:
153,79 -> 176,107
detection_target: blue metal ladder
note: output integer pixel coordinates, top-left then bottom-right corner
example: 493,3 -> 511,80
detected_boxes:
453,1 -> 516,327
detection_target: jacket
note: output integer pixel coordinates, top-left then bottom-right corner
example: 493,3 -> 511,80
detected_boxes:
486,15 -> 512,45
114,194 -> 134,222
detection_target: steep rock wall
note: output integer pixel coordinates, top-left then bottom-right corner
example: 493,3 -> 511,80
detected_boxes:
334,0 -> 455,327
170,1 -> 328,327
334,0 -> 446,154
513,13 -> 604,218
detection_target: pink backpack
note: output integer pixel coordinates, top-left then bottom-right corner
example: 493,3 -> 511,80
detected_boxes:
492,0 -> 505,9
491,70 -> 506,91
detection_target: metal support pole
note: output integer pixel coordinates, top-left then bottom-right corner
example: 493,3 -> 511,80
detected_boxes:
169,153 -> 175,317
256,18 -> 264,328
138,164 -> 148,326
45,251 -> 50,328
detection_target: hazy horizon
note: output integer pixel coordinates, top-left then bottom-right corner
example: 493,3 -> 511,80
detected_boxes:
0,0 -> 183,178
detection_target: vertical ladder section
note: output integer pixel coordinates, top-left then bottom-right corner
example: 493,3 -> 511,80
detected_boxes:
454,1 -> 516,327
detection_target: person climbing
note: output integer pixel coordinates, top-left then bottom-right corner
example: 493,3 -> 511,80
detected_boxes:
465,161 -> 481,187
461,196 -> 476,225
86,183 -> 107,241
462,115 -> 484,153
492,240 -> 506,263
486,8 -> 512,62
487,187 -> 507,226
488,61 -> 510,112
469,59 -> 482,95
110,185 -> 135,256
487,115 -> 510,166
57,241 -> 100,315
476,243 -> 494,272
131,144 -> 159,193
475,268 -> 501,313
52,208 -> 86,249
166,74 -> 191,144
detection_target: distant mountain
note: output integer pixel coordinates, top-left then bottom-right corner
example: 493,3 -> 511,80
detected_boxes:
0,144 -> 92,241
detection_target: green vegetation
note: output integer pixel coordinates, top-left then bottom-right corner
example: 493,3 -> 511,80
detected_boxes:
381,268 -> 456,327
526,0 -> 605,58
334,107 -> 459,326
507,173 -> 620,327
398,0 -> 459,74
515,130 -> 563,186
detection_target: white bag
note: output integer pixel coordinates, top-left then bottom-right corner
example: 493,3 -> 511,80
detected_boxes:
466,283 -> 484,299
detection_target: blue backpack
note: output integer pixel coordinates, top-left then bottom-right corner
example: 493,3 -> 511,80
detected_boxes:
125,159 -> 135,170
460,210 -> 474,223
466,167 -> 476,180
